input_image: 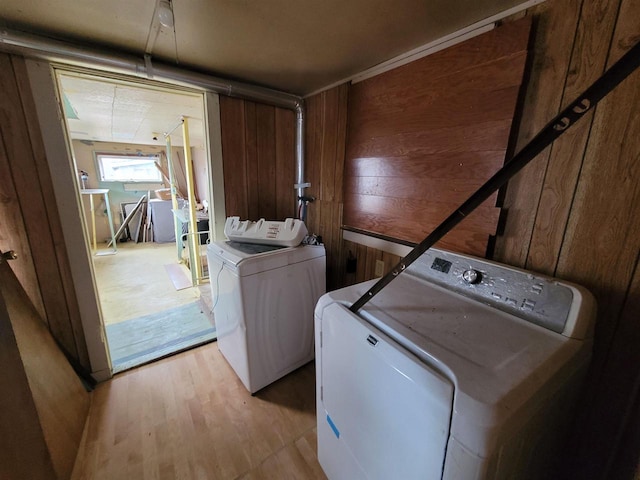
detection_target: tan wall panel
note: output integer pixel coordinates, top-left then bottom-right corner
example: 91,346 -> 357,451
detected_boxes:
2,261 -> 90,479
0,53 -> 89,369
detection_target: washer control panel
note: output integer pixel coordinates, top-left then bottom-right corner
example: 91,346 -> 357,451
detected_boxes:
224,216 -> 307,247
406,249 -> 574,333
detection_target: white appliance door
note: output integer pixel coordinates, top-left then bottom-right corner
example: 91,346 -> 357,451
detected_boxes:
319,303 -> 454,480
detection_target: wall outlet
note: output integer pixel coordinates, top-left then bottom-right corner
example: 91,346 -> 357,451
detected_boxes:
375,260 -> 384,277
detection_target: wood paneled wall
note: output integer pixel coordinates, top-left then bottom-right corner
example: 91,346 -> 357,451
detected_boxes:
492,1 -> 640,478
304,84 -> 349,291
0,53 -> 89,371
219,96 -> 296,221
343,19 -> 531,257
308,2 -> 640,477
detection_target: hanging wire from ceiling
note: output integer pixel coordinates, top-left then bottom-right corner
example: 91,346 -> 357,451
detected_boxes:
144,0 -> 179,65
171,0 -> 180,66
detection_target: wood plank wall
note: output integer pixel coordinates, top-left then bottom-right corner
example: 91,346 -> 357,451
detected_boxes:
0,53 -> 89,371
492,0 -> 640,478
307,2 -> 640,477
304,84 -> 349,291
342,18 -> 531,258
219,96 -> 296,221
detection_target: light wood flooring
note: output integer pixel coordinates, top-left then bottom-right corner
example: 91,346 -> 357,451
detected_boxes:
71,342 -> 327,480
92,242 -> 202,325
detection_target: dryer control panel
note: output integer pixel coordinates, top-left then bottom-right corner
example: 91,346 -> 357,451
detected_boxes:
224,216 -> 308,247
405,249 -> 595,339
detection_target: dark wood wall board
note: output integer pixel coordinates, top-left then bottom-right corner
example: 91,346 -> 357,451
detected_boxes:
346,176 -> 501,205
219,96 -> 296,222
256,104 -> 277,220
345,151 -> 505,179
346,119 -> 513,159
244,101 -> 261,220
556,49 -> 640,480
348,82 -> 524,144
526,0 -> 622,276
344,195 -> 499,235
304,83 -> 349,291
492,0 -> 584,266
492,0 -> 640,477
304,92 -> 323,210
353,19 -> 531,103
575,258 -> 640,479
557,0 -> 638,389
220,96 -> 249,218
275,108 -> 296,219
316,200 -> 343,292
12,57 -> 90,369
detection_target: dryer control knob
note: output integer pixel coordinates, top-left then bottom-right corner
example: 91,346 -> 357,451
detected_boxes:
462,269 -> 482,284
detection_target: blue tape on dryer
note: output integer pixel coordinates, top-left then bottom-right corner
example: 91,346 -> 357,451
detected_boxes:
326,414 -> 340,438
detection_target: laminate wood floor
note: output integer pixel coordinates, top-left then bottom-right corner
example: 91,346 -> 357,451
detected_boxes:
72,342 -> 327,480
92,242 -> 201,326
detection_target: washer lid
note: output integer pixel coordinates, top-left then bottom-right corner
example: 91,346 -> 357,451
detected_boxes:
207,241 -> 325,276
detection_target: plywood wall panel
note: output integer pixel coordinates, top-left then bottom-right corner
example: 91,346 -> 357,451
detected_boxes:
0,285 -> 55,480
2,261 -> 90,479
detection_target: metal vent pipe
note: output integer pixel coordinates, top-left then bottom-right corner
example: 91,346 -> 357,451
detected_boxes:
0,28 -> 308,218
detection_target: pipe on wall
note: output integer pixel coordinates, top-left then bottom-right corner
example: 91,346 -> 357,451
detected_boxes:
0,27 -> 308,219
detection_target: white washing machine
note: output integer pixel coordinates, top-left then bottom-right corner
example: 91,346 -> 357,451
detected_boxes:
315,247 -> 596,480
208,239 -> 325,393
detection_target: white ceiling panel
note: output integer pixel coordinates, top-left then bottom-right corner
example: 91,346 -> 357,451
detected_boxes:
58,73 -> 205,147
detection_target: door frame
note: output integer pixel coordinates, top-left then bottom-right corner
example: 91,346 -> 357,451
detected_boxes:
24,59 -> 225,381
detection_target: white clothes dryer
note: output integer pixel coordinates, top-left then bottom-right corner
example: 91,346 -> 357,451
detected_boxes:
315,247 -> 596,480
208,240 -> 325,393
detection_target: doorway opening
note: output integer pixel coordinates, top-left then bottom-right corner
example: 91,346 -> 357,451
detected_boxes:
55,69 -> 217,373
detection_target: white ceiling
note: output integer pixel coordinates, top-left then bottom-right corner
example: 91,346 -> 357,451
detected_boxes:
58,72 -> 205,147
1,0 -> 536,147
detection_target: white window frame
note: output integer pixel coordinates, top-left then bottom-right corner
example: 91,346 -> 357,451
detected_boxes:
95,153 -> 163,183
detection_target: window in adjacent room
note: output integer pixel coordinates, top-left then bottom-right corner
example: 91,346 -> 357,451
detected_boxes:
96,153 -> 162,183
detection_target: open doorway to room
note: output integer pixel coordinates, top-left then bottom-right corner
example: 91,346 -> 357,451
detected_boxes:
55,70 -> 217,373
